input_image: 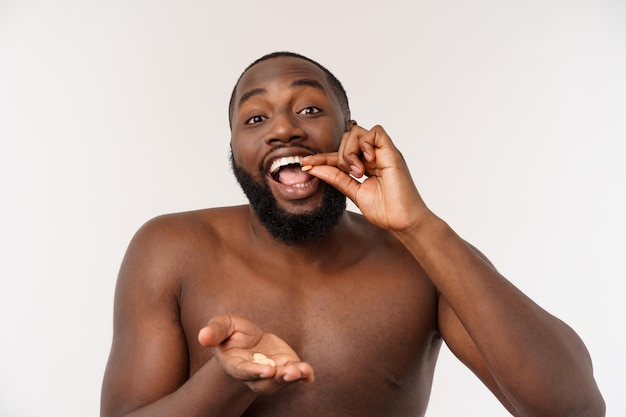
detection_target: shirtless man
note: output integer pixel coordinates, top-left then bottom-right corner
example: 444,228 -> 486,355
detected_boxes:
100,51 -> 605,417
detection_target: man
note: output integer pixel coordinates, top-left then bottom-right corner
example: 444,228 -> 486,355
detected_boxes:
101,51 -> 605,417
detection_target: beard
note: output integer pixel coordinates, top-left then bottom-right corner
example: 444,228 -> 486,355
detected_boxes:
230,152 -> 346,245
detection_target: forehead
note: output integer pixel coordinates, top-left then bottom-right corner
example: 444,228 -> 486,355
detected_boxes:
234,57 -> 330,102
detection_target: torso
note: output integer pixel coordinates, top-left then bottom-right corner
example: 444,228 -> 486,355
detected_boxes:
168,206 -> 441,417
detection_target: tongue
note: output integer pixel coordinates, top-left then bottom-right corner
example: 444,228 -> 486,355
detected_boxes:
278,165 -> 312,185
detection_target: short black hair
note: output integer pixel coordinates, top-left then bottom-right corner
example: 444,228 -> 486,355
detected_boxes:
228,51 -> 351,129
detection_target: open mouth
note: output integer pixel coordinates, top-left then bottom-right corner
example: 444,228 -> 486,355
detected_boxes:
268,156 -> 313,187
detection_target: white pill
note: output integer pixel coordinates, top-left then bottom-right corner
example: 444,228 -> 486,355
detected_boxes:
252,353 -> 276,367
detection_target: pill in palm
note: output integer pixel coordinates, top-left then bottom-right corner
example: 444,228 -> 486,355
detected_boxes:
252,353 -> 276,367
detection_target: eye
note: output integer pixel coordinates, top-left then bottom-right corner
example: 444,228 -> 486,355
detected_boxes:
245,115 -> 266,125
298,106 -> 321,115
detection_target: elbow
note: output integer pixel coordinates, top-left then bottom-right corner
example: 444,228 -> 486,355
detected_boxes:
578,395 -> 606,417
516,384 -> 606,417
555,390 -> 606,417
570,381 -> 606,417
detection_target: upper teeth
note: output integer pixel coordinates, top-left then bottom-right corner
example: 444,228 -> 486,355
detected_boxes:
269,156 -> 303,174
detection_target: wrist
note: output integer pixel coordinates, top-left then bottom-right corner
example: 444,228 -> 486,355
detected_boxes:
391,212 -> 452,250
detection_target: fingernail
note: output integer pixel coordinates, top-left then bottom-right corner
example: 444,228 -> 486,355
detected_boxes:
301,165 -> 313,171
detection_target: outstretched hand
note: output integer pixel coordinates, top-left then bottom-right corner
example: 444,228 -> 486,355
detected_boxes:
198,315 -> 314,394
302,124 -> 432,232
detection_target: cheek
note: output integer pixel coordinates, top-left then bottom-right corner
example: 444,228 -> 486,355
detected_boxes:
230,136 -> 261,167
326,122 -> 347,151
308,120 -> 345,150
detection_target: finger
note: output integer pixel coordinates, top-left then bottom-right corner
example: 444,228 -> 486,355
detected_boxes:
198,315 -> 235,347
357,129 -> 377,163
239,361 -> 278,380
301,152 -> 338,170
363,125 -> 400,160
337,127 -> 367,177
278,362 -> 315,383
295,362 -> 315,383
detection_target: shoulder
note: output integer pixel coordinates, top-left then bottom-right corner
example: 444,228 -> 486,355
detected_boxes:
118,205 -> 249,284
130,205 -> 248,249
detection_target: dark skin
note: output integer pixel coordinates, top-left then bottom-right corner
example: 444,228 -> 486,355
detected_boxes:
101,56 -> 605,417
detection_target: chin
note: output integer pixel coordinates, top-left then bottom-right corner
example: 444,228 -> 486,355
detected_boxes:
231,155 -> 346,244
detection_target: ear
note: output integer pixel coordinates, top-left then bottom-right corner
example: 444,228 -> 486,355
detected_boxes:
346,119 -> 357,130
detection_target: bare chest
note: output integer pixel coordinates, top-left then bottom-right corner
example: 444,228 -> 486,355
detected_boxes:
180,253 -> 440,416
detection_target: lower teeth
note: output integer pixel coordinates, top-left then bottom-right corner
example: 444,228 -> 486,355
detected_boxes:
292,180 -> 312,188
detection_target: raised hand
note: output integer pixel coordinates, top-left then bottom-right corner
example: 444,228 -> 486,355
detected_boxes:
198,314 -> 315,394
302,124 -> 433,232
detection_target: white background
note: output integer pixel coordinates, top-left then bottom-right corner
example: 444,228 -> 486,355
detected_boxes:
1,1 -> 624,416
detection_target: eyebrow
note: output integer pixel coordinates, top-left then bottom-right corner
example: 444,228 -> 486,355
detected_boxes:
238,88 -> 266,109
237,78 -> 327,109
291,78 -> 325,92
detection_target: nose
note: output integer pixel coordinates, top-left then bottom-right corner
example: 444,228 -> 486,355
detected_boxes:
264,111 -> 306,145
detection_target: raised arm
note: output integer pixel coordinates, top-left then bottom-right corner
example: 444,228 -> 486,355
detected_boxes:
100,217 -> 312,417
302,124 -> 605,417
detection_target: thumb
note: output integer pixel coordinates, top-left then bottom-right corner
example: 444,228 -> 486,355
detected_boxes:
305,164 -> 360,203
198,315 -> 235,347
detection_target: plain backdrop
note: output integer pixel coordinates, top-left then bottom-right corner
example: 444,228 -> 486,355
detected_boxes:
1,1 -> 624,416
